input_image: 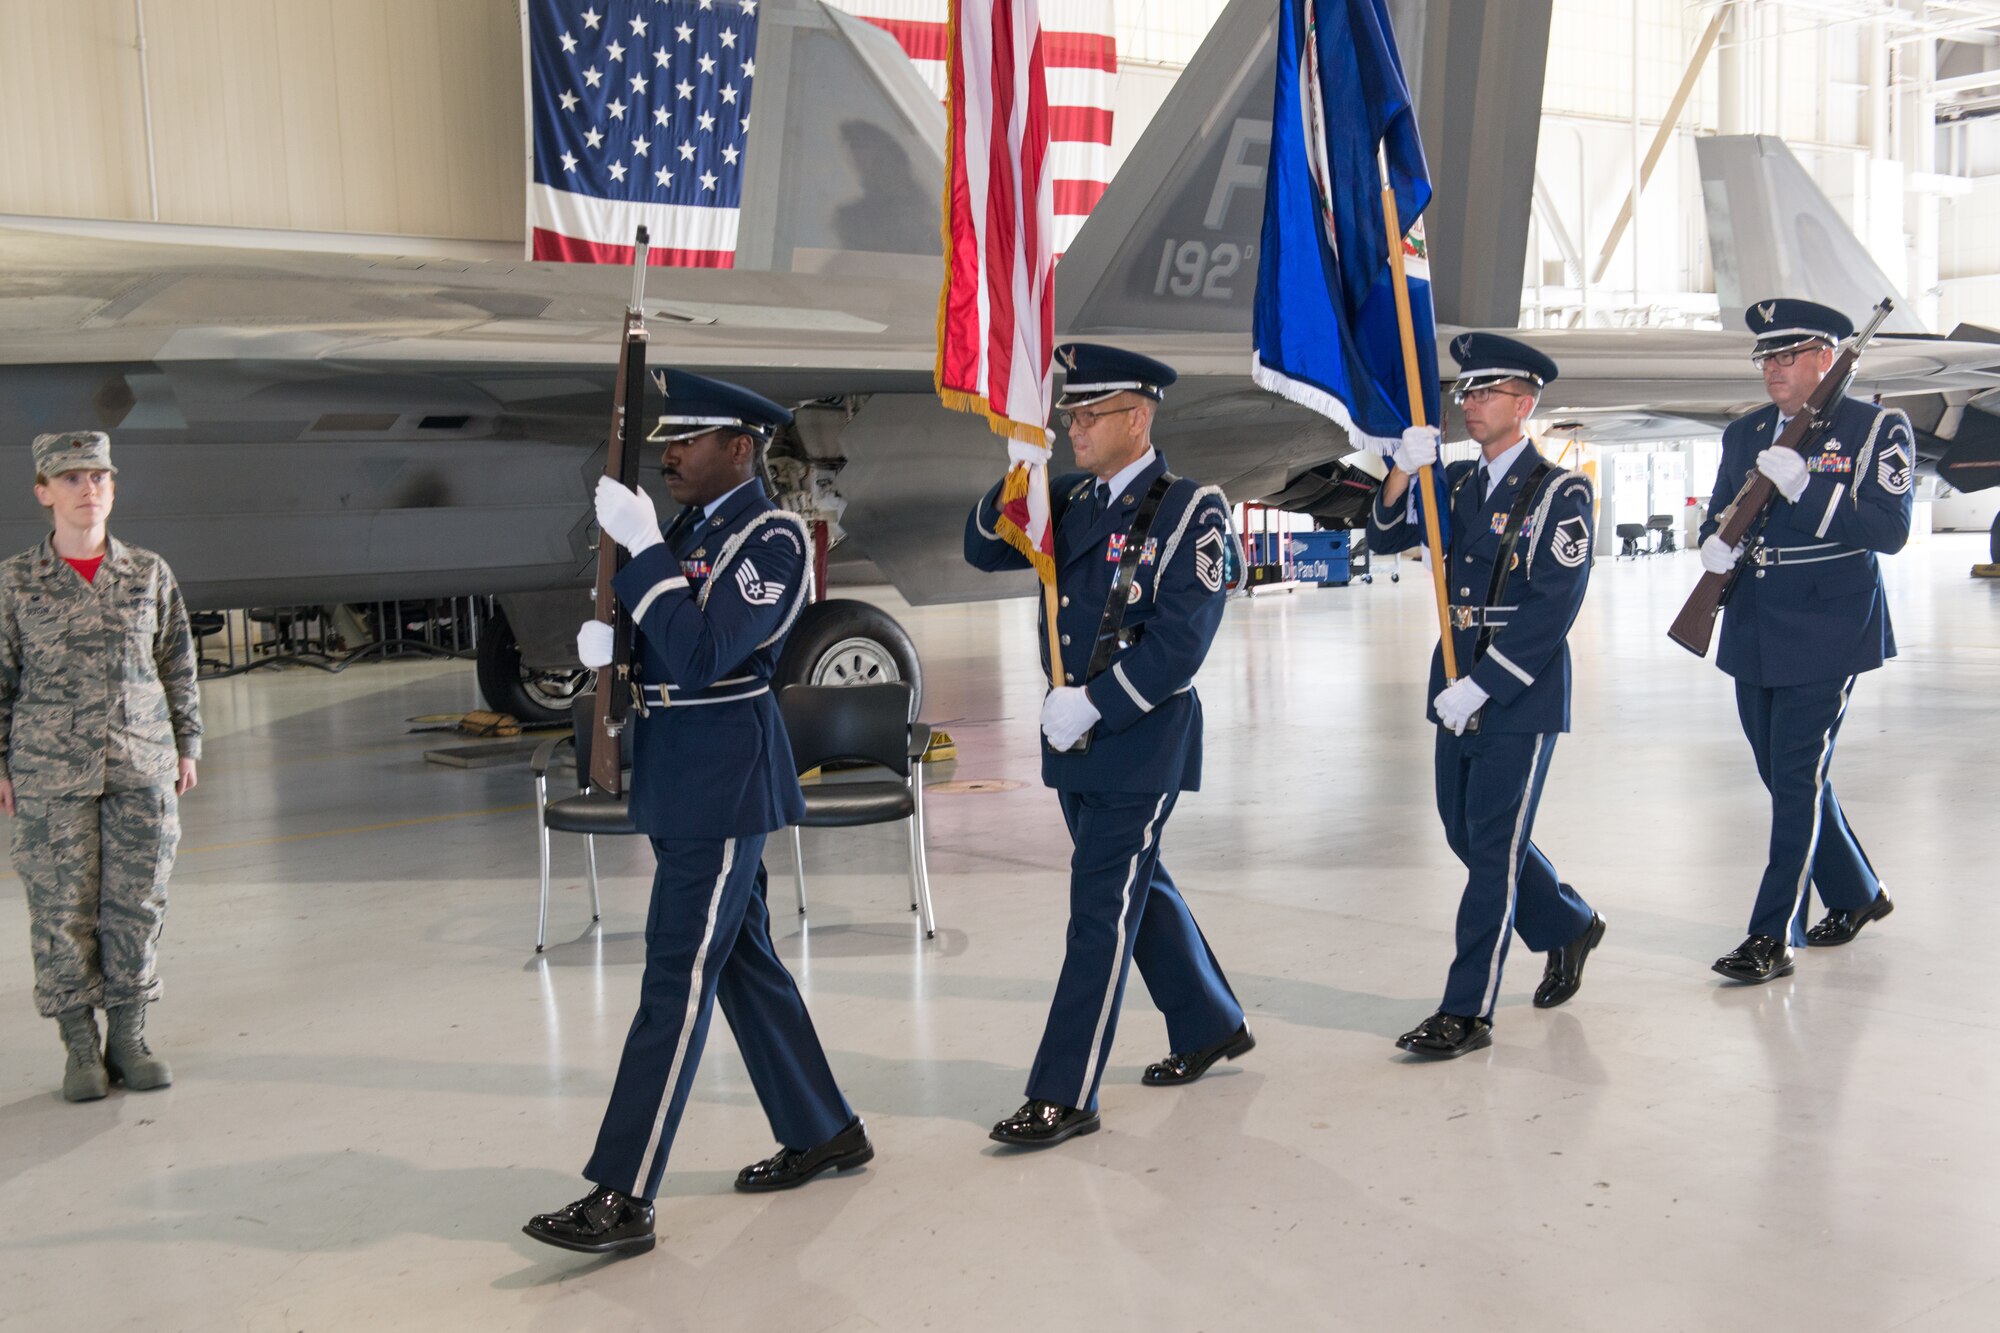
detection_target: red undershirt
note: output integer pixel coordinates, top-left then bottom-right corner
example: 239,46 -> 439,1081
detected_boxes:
63,555 -> 104,583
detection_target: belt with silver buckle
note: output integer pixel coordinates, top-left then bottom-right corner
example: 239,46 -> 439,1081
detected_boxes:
1751,545 -> 1861,568
1449,605 -> 1513,630
636,676 -> 770,708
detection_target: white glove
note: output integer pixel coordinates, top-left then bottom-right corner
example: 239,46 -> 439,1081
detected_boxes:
594,475 -> 663,555
1756,447 -> 1809,503
1700,534 -> 1744,576
1040,685 -> 1102,751
577,620 -> 614,669
1433,677 -> 1490,736
1390,425 -> 1440,475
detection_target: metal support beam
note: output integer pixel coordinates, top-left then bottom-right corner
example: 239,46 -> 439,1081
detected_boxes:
1592,5 -> 1728,284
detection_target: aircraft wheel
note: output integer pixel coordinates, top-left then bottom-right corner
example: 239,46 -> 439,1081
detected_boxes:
476,608 -> 589,726
1990,510 -> 1999,563
776,599 -> 922,714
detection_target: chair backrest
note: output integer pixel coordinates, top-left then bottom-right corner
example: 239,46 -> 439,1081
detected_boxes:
1646,514 -> 1673,530
1615,522 -> 1646,540
570,693 -> 635,790
778,683 -> 913,778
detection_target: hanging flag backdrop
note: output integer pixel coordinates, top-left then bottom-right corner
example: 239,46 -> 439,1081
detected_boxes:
525,0 -> 761,267
831,0 -> 1115,256
1250,0 -> 1441,450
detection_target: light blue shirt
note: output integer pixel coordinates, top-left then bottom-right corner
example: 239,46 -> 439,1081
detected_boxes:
1096,447 -> 1158,505
1477,436 -> 1530,500
703,478 -> 755,520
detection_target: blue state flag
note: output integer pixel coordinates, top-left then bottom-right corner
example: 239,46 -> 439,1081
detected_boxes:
1252,0 -> 1442,469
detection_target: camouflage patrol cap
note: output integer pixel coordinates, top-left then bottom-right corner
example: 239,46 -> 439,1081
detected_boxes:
32,431 -> 117,478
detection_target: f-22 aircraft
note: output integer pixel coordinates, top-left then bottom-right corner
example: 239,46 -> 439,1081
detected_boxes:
3,0 -> 1997,719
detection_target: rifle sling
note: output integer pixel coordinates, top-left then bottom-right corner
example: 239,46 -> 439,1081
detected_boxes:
1061,471 -> 1178,755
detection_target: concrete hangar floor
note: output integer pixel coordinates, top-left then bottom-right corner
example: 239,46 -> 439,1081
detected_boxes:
0,534 -> 1994,1332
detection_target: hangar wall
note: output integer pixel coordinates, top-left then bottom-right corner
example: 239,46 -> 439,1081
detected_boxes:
0,0 -> 524,238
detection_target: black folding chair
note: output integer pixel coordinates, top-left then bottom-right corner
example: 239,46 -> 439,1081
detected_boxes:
529,695 -> 637,952
778,683 -> 937,938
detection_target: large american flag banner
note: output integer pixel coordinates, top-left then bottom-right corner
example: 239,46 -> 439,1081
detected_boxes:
830,0 -> 1114,256
938,0 -> 1057,589
526,0 -> 761,267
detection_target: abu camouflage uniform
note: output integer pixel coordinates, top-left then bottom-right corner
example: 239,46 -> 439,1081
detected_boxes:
1,534 -> 202,1017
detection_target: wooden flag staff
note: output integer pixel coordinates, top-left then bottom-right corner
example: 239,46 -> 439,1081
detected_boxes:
1379,184 -> 1459,682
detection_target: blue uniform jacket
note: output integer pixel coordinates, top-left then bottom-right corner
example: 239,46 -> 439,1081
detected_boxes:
610,480 -> 811,839
1370,445 -> 1596,733
964,452 -> 1232,794
1698,398 -> 1913,688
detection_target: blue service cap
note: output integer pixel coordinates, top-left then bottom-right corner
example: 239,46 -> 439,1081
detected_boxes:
1448,332 -> 1559,398
1745,298 -> 1853,358
1054,342 -> 1178,410
648,368 -> 793,443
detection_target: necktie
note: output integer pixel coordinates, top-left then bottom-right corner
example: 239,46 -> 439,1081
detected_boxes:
1092,482 -> 1110,518
1478,467 -> 1491,505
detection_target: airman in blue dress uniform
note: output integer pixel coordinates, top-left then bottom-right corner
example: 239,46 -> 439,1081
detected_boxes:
1698,299 -> 1908,984
525,370 -> 869,1258
965,343 -> 1252,1147
1369,334 -> 1606,1059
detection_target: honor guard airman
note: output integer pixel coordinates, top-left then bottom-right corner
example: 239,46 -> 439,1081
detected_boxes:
525,371 -> 869,1258
1697,300 -> 1908,983
1369,335 -> 1606,1059
1,431 -> 200,1102
964,343 -> 1252,1147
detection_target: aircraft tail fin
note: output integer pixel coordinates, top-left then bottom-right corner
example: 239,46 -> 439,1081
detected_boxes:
1695,134 -> 1924,334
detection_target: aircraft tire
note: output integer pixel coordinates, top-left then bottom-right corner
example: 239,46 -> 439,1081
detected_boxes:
775,599 -> 923,715
476,608 -> 586,726
1990,510 -> 1999,563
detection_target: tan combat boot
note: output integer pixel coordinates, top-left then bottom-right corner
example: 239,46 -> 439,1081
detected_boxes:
104,1002 -> 172,1090
56,1008 -> 109,1102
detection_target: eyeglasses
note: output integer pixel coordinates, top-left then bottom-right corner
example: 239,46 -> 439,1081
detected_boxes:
1058,405 -> 1138,430
1455,386 -> 1531,406
1752,346 -> 1827,370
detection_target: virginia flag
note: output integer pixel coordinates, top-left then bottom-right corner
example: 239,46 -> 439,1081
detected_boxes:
1251,0 -> 1441,455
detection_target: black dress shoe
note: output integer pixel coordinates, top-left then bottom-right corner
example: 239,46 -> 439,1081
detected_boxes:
989,1099 -> 1100,1147
523,1185 -> 656,1257
1805,891 -> 1894,947
1533,912 -> 1606,1009
735,1117 -> 874,1192
1712,933 -> 1795,983
1395,1011 -> 1492,1059
1142,1024 -> 1256,1086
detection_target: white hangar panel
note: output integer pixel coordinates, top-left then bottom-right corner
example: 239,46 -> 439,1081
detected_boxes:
0,0 -> 523,238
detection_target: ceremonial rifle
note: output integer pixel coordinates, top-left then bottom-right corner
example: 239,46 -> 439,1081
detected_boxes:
1666,298 -> 1893,658
588,227 -> 653,794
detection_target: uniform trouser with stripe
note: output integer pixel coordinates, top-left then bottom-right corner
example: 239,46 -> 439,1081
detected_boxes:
1025,789 -> 1244,1112
584,834 -> 853,1201
1734,677 -> 1882,945
12,785 -> 178,1018
1434,730 -> 1594,1022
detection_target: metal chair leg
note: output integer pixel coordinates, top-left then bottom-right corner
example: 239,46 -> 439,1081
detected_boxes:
910,773 -> 936,939
535,776 -> 551,953
586,835 -> 602,921
791,825 -> 808,916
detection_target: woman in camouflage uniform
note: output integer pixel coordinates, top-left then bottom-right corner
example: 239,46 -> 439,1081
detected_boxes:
1,431 -> 201,1101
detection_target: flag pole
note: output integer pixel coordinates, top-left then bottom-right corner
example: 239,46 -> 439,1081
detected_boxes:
1379,182 -> 1459,681
1036,463 -> 1064,687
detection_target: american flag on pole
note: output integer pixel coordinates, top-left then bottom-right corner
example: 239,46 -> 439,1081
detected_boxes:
830,0 -> 1114,257
525,0 -> 761,268
939,0 -> 1062,640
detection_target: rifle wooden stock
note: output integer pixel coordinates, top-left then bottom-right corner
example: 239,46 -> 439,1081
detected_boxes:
1666,297 -> 1893,658
588,229 -> 653,793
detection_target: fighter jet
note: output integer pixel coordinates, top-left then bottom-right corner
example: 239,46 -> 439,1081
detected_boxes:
4,0 -> 1997,719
